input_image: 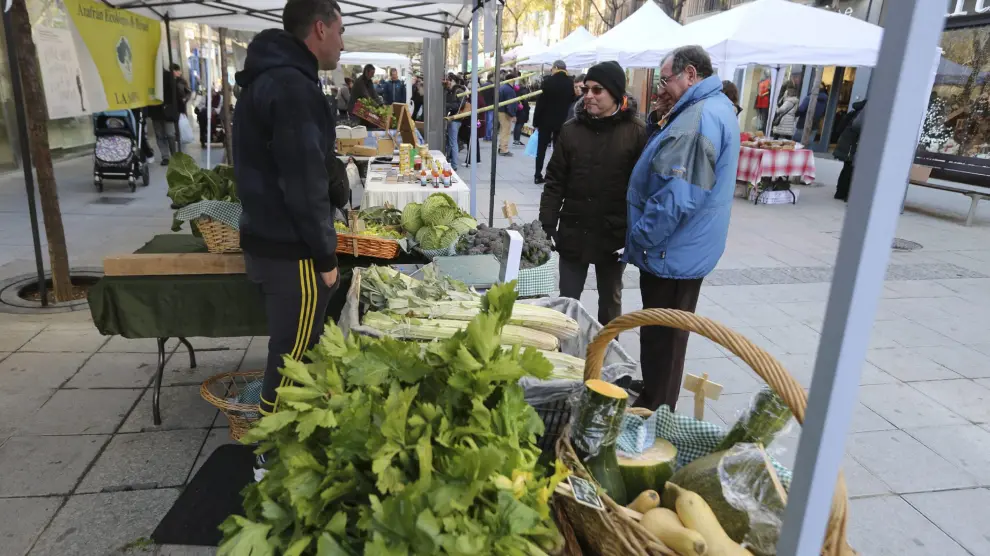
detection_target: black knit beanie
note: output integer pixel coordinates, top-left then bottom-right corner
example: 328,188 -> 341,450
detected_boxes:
585,61 -> 626,105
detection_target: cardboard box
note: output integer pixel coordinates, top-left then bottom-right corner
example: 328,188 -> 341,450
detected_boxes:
377,137 -> 395,156
909,164 -> 933,183
347,145 -> 378,157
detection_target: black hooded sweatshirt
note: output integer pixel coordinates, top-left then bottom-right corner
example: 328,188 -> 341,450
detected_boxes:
233,29 -> 344,272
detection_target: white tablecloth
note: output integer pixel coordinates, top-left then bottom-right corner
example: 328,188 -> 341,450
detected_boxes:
361,151 -> 470,212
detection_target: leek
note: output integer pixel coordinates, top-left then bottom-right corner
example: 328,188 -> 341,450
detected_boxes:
386,298 -> 579,340
362,311 -> 559,351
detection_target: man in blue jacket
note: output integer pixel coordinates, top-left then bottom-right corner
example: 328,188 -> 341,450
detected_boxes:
496,76 -> 518,156
234,0 -> 347,424
381,68 -> 406,105
625,45 -> 740,411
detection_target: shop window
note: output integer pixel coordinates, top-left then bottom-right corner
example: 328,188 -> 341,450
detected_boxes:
922,25 -> 990,159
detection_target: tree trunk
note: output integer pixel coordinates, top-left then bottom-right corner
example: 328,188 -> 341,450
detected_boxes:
10,0 -> 72,302
801,66 -> 822,147
218,27 -> 234,165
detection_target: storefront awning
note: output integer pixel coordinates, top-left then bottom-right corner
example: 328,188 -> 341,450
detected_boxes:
107,0 -> 472,38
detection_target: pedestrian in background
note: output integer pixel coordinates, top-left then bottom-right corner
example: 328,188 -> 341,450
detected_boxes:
625,45 -> 740,411
540,61 -> 647,325
512,73 -> 531,146
497,75 -> 517,156
565,73 -> 584,122
443,73 -> 465,171
482,72 -> 495,141
336,77 -> 351,119
772,85 -> 799,139
533,60 -> 574,184
793,85 -> 828,142
149,63 -> 190,166
350,63 -> 380,113
721,80 -> 743,117
833,98 -> 866,202
411,75 -> 424,120
381,68 -> 406,106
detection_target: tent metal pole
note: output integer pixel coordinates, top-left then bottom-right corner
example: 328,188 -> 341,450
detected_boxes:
488,0 -> 502,226
206,40 -> 212,168
1,2 -> 47,306
775,1 -> 945,554
470,5 -> 479,218
165,14 -> 182,154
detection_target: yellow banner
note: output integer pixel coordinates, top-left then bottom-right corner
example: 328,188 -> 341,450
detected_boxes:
63,0 -> 162,111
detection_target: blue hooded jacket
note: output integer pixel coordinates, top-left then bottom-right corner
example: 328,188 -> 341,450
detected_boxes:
625,75 -> 740,279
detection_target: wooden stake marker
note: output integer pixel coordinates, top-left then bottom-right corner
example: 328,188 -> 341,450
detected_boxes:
682,372 -> 723,420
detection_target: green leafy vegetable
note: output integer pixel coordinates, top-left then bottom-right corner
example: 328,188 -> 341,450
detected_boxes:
218,283 -> 568,556
401,202 -> 425,234
166,152 -> 239,231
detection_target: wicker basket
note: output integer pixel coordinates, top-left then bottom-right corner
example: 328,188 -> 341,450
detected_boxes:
554,308 -> 855,556
196,218 -> 241,254
336,232 -> 400,259
200,370 -> 264,441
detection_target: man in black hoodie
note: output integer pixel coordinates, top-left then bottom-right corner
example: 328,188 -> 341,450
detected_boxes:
234,0 -> 346,419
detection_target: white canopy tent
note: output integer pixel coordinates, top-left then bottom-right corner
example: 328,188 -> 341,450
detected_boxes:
111,0 -> 472,38
564,1 -> 681,69
338,51 -> 411,70
504,37 -> 546,62
526,26 -> 595,66
646,0 -> 938,139
672,0 -> 885,72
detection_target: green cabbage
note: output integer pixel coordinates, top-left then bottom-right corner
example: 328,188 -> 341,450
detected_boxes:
401,202 -> 424,234
416,225 -> 455,250
450,216 -> 478,235
421,193 -> 460,226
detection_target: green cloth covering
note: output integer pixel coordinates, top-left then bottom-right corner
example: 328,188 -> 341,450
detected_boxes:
88,234 -> 426,339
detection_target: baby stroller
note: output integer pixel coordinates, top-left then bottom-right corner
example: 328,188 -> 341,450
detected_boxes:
93,110 -> 150,192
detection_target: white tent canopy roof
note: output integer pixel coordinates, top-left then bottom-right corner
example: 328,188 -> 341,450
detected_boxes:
338,51 -> 410,69
527,26 -> 596,66
669,0 -> 884,68
505,37 -> 546,61
565,2 -> 681,69
110,0 -> 471,38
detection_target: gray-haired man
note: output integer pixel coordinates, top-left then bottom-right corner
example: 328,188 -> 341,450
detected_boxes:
625,46 -> 740,411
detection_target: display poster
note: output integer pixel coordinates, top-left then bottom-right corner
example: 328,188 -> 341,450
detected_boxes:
30,0 -> 89,120
36,0 -> 164,115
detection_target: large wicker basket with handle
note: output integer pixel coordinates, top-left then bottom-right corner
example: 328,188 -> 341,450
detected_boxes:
554,308 -> 855,556
200,370 -> 263,440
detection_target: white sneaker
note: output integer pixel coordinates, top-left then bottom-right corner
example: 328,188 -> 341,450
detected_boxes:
253,453 -> 269,482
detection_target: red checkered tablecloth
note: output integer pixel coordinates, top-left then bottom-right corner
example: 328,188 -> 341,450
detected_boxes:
736,146 -> 816,184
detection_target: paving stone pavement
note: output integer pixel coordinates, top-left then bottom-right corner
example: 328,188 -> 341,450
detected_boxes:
3,141 -> 990,554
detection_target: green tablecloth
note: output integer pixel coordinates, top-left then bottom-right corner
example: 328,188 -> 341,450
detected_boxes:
88,234 -> 425,339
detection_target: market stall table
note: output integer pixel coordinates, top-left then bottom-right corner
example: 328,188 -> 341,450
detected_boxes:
87,234 -> 426,425
736,146 -> 817,205
361,151 -> 471,212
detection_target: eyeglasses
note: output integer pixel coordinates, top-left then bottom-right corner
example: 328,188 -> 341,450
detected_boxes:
580,85 -> 606,96
658,70 -> 684,90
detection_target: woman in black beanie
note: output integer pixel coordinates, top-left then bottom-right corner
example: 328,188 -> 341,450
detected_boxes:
539,61 -> 648,325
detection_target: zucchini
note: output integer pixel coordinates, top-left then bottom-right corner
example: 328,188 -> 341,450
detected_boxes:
618,439 -> 677,496
715,388 -> 791,452
666,483 -> 754,556
639,507 -> 708,556
572,379 -> 629,505
627,490 -> 661,514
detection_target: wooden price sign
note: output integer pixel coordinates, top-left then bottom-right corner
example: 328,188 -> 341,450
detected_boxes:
682,372 -> 724,420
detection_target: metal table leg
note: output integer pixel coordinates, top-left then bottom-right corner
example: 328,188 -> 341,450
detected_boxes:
152,337 -> 197,426
178,337 -> 197,368
153,337 -> 167,425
